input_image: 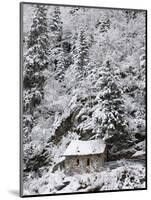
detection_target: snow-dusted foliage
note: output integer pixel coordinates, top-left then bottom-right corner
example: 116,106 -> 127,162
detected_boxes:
22,3 -> 146,195
49,6 -> 62,45
23,161 -> 145,195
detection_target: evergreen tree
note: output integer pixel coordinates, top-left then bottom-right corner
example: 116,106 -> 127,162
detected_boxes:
71,27 -> 89,82
49,6 -> 62,45
23,6 -> 53,172
48,7 -> 66,83
94,58 -> 128,138
51,47 -> 66,82
23,5 -> 49,143
70,32 -> 78,63
75,27 -> 89,67
23,5 -> 49,112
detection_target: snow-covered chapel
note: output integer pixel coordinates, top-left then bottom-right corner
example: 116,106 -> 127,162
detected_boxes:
63,139 -> 107,174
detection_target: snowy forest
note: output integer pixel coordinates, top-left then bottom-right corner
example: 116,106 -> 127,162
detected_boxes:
21,3 -> 146,195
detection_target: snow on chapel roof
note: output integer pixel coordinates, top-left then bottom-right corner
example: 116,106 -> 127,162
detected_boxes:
63,139 -> 106,156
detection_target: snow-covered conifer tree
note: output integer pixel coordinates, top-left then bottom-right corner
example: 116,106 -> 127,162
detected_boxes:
23,5 -> 49,144
51,47 -> 66,82
94,58 -> 128,138
23,5 -> 49,112
70,26 -> 89,83
49,6 -> 62,45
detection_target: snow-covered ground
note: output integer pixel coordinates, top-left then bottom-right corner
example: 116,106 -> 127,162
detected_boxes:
23,160 -> 146,195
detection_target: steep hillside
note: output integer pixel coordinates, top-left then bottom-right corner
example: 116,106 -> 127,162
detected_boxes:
22,4 -> 146,195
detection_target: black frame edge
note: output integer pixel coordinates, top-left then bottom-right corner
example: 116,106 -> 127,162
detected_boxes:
20,2 -> 24,198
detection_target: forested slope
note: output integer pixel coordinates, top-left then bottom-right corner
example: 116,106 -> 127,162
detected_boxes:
22,4 -> 146,194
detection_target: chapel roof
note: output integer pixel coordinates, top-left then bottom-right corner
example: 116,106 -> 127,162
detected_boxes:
63,139 -> 106,156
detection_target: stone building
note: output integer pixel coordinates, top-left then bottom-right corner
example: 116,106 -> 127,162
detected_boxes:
63,139 -> 107,175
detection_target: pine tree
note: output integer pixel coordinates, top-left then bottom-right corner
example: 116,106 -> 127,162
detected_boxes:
23,6 -> 52,171
49,6 -> 62,45
75,27 -> 89,67
94,58 -> 128,138
23,5 -> 49,143
51,47 -> 66,82
48,7 -> 66,82
70,32 -> 78,63
71,27 -> 89,82
23,5 -> 49,112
